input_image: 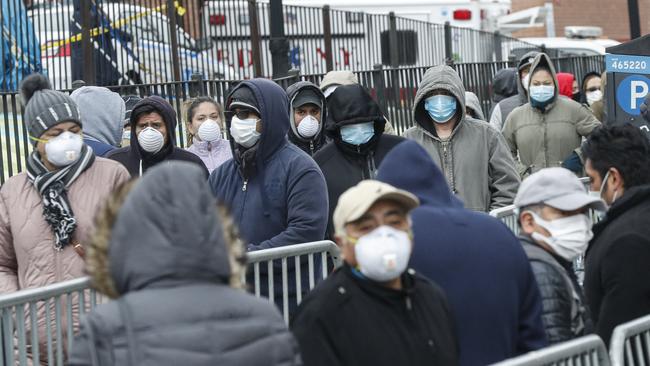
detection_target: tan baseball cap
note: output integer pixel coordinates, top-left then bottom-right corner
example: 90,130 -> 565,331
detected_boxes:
333,180 -> 419,236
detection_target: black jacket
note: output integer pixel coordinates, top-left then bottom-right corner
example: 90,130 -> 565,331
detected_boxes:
286,81 -> 329,156
520,235 -> 591,345
313,85 -> 404,237
291,264 -> 459,366
585,185 -> 650,346
107,96 -> 208,178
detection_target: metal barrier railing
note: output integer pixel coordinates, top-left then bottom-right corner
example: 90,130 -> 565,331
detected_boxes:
610,314 -> 650,366
0,240 -> 341,365
489,204 -> 519,233
490,335 -> 611,366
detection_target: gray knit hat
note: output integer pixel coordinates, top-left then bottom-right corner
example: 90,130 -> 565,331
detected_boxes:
20,74 -> 82,145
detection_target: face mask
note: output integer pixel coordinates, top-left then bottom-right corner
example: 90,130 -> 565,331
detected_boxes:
586,90 -> 603,106
297,115 -> 320,139
340,122 -> 374,146
230,116 -> 261,148
138,127 -> 165,154
44,131 -> 83,167
528,212 -> 593,261
353,226 -> 412,282
197,119 -> 222,142
522,74 -> 530,91
529,85 -> 555,103
424,95 -> 457,123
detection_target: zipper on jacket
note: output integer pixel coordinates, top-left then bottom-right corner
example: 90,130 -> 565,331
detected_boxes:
242,179 -> 248,192
405,296 -> 412,311
309,140 -> 314,155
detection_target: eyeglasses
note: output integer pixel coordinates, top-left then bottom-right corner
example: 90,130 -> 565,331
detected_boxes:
226,110 -> 256,120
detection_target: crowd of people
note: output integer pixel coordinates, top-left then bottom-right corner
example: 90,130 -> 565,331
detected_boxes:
1,50 -> 650,365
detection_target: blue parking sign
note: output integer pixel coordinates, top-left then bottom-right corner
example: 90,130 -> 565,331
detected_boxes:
616,74 -> 650,115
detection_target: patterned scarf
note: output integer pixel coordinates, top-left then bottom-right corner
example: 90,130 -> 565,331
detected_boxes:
26,145 -> 95,250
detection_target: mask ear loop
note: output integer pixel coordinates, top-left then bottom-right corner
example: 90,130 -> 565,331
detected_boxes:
29,135 -> 48,144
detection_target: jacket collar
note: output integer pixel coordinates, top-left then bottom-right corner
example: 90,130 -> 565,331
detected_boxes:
341,263 -> 416,301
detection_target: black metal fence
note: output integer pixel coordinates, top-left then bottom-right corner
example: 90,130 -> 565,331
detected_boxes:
0,55 -> 603,183
2,0 -> 542,91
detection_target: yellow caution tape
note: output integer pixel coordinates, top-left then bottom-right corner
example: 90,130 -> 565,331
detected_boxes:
41,2 -> 186,52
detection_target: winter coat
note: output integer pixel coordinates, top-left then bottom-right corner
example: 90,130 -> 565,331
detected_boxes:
0,157 -> 130,363
186,139 -> 232,174
286,81 -> 328,156
490,51 -> 540,131
312,84 -> 404,237
68,162 -> 301,366
291,263 -> 459,366
377,141 -> 548,366
520,235 -> 591,345
209,79 -> 328,308
465,91 -> 486,121
492,67 -> 519,104
106,96 -> 208,178
503,54 -> 601,177
404,65 -> 520,212
584,185 -> 650,346
71,86 -> 125,157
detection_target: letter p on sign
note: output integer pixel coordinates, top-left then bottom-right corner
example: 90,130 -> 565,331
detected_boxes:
631,80 -> 649,109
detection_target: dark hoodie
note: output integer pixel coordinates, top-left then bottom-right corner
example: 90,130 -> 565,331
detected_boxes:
68,162 -> 301,366
377,141 -> 548,366
106,96 -> 208,177
286,81 -> 329,156
312,84 -> 404,237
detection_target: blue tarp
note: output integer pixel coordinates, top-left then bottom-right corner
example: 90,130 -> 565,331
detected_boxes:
1,0 -> 42,91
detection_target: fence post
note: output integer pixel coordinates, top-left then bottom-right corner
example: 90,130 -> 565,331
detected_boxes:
189,72 -> 205,97
270,0 -> 290,78
322,5 -> 334,72
494,31 -> 503,62
80,0 -> 95,85
248,0 -> 263,77
444,21 -> 453,64
388,12 -> 399,68
166,0 -> 182,83
373,64 -> 388,114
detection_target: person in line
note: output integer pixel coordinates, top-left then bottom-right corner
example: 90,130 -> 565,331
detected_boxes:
107,96 -> 208,177
286,81 -> 328,156
583,124 -> 650,346
209,79 -> 328,310
580,72 -> 603,107
313,84 -> 403,237
514,167 -> 604,344
556,72 -> 576,99
465,91 -> 486,121
404,64 -> 520,212
291,180 -> 459,366
490,51 -> 539,131
68,162 -> 302,366
0,74 -> 130,362
589,72 -> 607,122
490,67 -> 519,113
70,86 -> 125,156
503,53 -> 601,177
377,141 -> 547,366
120,95 -> 142,147
184,96 -> 232,174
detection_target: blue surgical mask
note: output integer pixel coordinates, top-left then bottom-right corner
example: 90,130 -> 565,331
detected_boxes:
529,85 -> 555,103
340,122 -> 375,146
424,95 -> 457,123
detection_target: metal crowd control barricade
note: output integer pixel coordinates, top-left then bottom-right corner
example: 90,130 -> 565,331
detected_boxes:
490,335 -> 611,366
489,205 -> 519,234
245,240 -> 342,324
610,314 -> 650,366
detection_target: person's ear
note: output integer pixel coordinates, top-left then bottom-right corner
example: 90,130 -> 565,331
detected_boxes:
519,211 -> 536,235
609,167 -> 625,191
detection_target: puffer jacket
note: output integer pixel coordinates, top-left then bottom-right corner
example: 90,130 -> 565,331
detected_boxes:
503,53 -> 601,177
404,65 -> 520,212
286,81 -> 328,156
520,236 -> 591,345
0,157 -> 130,363
68,162 -> 301,366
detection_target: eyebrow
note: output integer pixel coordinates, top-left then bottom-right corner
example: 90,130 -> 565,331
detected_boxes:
384,209 -> 406,218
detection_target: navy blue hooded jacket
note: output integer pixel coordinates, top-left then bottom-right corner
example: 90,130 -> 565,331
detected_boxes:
377,141 -> 547,366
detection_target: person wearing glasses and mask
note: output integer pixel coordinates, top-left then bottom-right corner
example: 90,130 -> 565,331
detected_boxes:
0,74 -> 130,362
107,96 -> 208,177
291,180 -> 459,366
209,79 -> 328,314
405,64 -> 520,212
503,53 -> 601,178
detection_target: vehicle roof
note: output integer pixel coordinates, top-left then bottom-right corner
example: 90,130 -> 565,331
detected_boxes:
520,37 -> 621,53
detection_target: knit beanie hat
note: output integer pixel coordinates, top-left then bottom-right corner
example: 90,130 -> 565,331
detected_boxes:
20,74 -> 82,145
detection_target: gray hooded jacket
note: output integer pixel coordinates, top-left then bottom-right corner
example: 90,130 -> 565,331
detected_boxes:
404,65 -> 520,212
465,91 -> 486,121
68,162 -> 301,366
70,86 -> 125,147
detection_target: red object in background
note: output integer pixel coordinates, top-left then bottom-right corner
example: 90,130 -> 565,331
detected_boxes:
556,72 -> 576,98
209,14 -> 226,26
453,9 -> 472,21
47,42 -> 70,58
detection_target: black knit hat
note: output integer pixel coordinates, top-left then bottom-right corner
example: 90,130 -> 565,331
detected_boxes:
20,74 -> 82,145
